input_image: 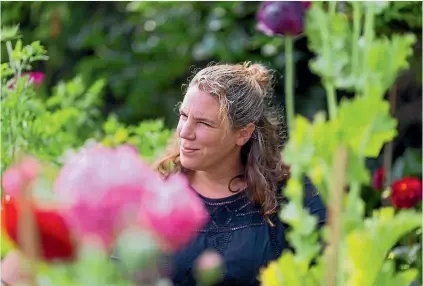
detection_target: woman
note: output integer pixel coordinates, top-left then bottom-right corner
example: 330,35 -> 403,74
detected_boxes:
156,62 -> 326,285
1,62 -> 326,286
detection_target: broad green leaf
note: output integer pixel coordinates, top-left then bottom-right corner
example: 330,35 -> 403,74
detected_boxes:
346,150 -> 370,184
338,95 -> 397,157
364,34 -> 416,95
346,208 -> 421,286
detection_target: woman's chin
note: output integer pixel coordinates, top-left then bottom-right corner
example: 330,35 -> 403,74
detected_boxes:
180,157 -> 201,171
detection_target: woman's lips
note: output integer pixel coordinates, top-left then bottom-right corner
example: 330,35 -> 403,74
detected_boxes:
181,146 -> 198,154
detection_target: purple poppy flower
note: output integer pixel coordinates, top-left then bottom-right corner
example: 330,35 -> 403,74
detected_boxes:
256,1 -> 311,36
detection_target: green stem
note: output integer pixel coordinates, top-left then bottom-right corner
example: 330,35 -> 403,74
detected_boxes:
319,7 -> 337,119
362,4 -> 375,97
329,1 -> 337,16
364,5 -> 375,49
352,2 -> 362,82
325,83 -> 337,119
285,36 -> 295,132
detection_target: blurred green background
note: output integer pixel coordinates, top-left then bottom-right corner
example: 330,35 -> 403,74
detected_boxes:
2,1 -> 422,159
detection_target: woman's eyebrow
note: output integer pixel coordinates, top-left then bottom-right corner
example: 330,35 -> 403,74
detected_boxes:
179,108 -> 215,123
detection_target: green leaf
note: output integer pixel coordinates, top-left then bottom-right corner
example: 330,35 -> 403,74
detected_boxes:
374,260 -> 418,286
338,95 -> 397,157
0,24 -> 21,42
363,34 -> 416,95
346,149 -> 370,184
346,208 -> 421,286
282,116 -> 315,175
275,251 -> 302,286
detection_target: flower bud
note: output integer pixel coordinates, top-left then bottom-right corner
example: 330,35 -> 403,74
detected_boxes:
194,250 -> 224,286
256,2 -> 311,37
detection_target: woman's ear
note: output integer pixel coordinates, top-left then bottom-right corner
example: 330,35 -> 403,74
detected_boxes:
236,123 -> 255,146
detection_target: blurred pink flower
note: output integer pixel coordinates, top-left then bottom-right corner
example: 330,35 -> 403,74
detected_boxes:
2,157 -> 41,197
7,72 -> 45,89
25,72 -> 45,87
138,174 -> 209,252
54,144 -> 160,247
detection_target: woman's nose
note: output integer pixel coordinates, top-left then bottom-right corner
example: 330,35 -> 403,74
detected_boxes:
179,120 -> 196,140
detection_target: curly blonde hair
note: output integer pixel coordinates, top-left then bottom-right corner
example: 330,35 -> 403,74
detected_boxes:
156,62 -> 289,221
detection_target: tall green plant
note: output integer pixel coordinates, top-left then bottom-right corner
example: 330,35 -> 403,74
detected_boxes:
1,27 -> 107,171
260,2 -> 420,286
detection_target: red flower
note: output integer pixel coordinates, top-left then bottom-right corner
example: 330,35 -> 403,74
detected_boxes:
256,1 -> 311,36
2,196 -> 75,261
391,177 -> 422,209
372,168 -> 385,190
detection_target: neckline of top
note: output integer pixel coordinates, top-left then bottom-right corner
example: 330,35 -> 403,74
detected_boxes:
189,185 -> 247,205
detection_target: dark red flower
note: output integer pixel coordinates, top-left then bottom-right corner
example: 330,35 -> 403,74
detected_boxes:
2,196 -> 75,261
391,177 -> 422,209
256,1 -> 311,36
372,168 -> 385,190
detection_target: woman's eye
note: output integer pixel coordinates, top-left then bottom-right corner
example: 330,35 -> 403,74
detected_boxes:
180,114 -> 187,119
199,121 -> 211,127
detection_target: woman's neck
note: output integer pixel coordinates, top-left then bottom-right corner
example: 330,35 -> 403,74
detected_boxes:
188,161 -> 246,199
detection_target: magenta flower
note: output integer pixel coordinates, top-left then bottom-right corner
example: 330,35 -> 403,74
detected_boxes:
138,174 -> 209,252
7,72 -> 45,89
25,72 -> 45,87
256,1 -> 311,36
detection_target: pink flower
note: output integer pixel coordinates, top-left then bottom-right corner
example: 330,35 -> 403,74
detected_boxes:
54,144 -> 160,247
391,177 -> 422,209
372,168 -> 385,190
138,174 -> 209,252
8,72 -> 45,89
25,72 -> 45,87
2,157 -> 41,198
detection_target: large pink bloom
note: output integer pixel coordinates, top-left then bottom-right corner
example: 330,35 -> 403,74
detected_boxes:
138,174 -> 209,252
54,144 -> 160,248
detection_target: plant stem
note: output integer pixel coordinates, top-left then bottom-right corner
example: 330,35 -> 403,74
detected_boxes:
382,83 -> 398,206
18,182 -> 40,286
285,36 -> 295,132
326,146 -> 348,286
352,2 -> 362,82
320,7 -> 337,119
6,41 -> 17,75
362,4 -> 375,97
329,1 -> 337,16
325,83 -> 337,119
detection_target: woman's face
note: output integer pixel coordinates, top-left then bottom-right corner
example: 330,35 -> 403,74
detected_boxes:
177,85 -> 253,172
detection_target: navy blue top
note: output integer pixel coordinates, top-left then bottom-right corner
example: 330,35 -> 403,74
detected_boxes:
166,180 -> 326,286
